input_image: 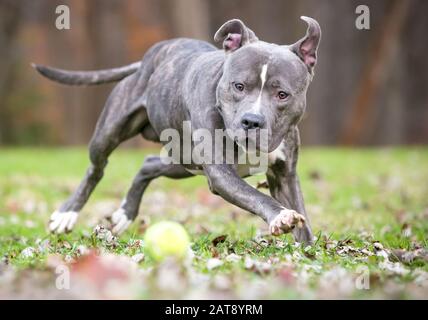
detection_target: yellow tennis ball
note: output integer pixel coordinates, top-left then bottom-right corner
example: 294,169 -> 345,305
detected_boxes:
144,221 -> 190,262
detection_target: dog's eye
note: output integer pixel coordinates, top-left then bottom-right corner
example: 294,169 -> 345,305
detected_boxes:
234,83 -> 245,92
278,91 -> 289,100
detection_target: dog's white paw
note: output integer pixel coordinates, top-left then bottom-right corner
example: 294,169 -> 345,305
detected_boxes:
49,211 -> 78,234
111,208 -> 132,235
269,209 -> 305,236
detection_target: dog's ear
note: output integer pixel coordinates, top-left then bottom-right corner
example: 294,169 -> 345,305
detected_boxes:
290,16 -> 321,73
214,19 -> 258,52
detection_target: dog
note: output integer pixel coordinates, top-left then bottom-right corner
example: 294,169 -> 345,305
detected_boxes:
34,17 -> 321,244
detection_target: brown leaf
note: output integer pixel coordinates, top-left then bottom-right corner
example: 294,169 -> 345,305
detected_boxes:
256,180 -> 269,189
61,241 -> 72,249
303,250 -> 316,260
210,247 -> 219,258
212,235 -> 227,247
337,237 -> 353,246
309,170 -> 322,181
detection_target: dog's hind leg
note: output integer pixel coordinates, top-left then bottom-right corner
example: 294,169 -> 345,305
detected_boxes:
110,156 -> 193,235
49,75 -> 149,234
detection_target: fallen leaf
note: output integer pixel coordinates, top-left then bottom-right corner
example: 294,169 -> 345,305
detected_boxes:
61,241 -> 72,250
20,247 -> 36,259
373,241 -> 384,251
210,247 -> 219,258
36,239 -> 51,253
225,253 -> 241,263
211,235 -> 227,247
127,239 -> 144,249
256,181 -> 269,189
206,258 -> 224,270
131,253 -> 145,263
64,255 -> 75,263
93,225 -> 118,247
77,245 -> 89,256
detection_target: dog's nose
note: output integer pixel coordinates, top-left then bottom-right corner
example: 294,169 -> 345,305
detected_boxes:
241,113 -> 265,130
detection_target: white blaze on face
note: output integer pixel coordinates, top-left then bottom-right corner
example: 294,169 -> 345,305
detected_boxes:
254,64 -> 268,113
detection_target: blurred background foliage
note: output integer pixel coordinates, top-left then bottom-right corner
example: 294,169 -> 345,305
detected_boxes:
0,0 -> 427,146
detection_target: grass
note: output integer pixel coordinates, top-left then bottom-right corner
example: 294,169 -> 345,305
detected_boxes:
0,147 -> 427,299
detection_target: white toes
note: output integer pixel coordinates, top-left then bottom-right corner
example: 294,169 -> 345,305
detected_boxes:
269,209 -> 306,236
49,213 -> 62,231
50,211 -> 60,220
112,218 -> 131,235
111,208 -> 126,224
49,211 -> 78,234
111,208 -> 132,235
67,213 -> 78,230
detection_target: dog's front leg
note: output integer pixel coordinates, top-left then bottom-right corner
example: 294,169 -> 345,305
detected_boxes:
203,164 -> 306,236
267,127 -> 314,244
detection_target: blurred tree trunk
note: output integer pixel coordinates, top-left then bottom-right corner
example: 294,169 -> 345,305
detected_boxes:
0,0 -> 23,144
160,0 -> 210,40
402,0 -> 428,144
340,0 -> 410,145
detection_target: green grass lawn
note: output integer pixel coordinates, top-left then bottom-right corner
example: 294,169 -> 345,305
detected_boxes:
0,147 -> 427,299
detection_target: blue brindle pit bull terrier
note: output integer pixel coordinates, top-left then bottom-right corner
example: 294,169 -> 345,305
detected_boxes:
34,17 -> 321,244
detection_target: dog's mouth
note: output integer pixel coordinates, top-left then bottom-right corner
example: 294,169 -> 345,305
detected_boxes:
235,136 -> 251,150
234,135 -> 269,153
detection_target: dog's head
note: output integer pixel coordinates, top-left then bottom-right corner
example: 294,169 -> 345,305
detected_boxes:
214,17 -> 321,152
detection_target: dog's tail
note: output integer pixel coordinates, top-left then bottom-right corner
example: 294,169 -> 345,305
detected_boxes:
31,61 -> 141,85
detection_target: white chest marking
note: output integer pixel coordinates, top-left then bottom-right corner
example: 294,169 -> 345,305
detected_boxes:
268,141 -> 286,164
254,64 -> 268,113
